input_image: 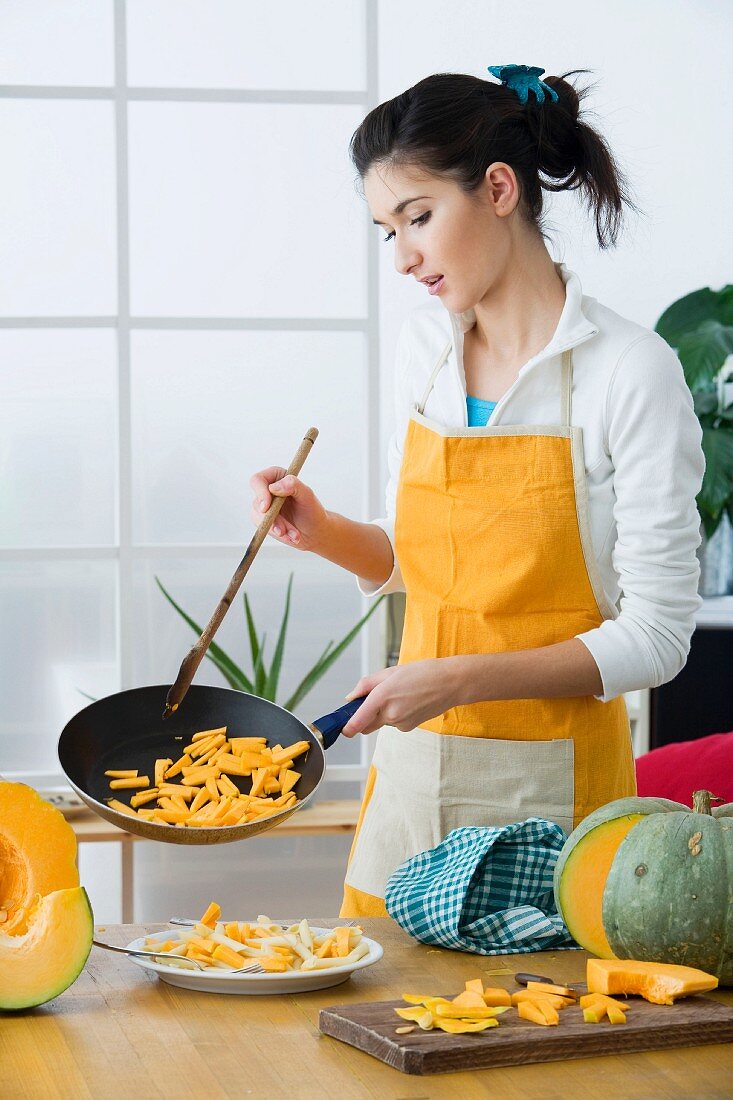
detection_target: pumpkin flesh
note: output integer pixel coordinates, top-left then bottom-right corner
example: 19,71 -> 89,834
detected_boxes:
587,958 -> 718,1005
0,886 -> 93,1010
555,813 -> 645,958
0,782 -> 79,934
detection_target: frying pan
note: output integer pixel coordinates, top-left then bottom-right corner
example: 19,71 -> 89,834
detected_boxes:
58,684 -> 366,844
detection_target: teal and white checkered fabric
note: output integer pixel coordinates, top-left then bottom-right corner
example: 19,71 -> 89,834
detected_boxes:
384,819 -> 579,955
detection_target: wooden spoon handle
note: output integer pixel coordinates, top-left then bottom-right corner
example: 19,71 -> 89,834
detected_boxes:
163,427 -> 319,718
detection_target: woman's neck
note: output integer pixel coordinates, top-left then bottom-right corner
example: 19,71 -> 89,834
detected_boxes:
468,246 -> 567,370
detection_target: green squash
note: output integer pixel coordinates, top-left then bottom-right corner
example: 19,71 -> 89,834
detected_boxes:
554,790 -> 733,985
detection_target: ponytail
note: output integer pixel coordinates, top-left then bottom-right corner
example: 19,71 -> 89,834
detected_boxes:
350,69 -> 638,250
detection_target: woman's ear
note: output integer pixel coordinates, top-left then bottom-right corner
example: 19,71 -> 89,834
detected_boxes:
484,162 -> 521,217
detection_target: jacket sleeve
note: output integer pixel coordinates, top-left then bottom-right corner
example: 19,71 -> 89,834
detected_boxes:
574,332 -> 705,701
354,315 -> 415,597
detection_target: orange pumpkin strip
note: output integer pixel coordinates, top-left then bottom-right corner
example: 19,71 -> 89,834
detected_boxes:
109,776 -> 150,790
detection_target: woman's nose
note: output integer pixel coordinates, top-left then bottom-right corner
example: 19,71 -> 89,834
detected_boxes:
395,243 -> 421,278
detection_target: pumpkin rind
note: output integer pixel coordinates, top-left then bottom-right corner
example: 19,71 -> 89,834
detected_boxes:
603,807 -> 733,984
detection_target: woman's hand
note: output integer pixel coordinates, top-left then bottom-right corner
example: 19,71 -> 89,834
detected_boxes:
341,659 -> 461,736
249,466 -> 330,550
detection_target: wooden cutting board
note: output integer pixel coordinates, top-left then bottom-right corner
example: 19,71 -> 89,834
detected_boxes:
319,989 -> 733,1076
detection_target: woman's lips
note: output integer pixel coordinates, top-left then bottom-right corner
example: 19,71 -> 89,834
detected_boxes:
426,276 -> 445,296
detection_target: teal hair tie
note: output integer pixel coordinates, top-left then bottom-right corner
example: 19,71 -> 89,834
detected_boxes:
487,64 -> 559,106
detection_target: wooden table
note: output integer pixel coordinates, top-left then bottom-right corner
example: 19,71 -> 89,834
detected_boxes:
71,800 -> 361,922
2,920 -> 731,1099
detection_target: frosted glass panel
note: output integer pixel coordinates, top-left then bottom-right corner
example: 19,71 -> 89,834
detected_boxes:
0,100 -> 117,316
0,330 -> 117,547
132,551 -> 365,766
0,561 -> 118,772
128,103 -> 366,317
127,0 -> 365,91
130,330 -> 366,544
0,1 -> 114,86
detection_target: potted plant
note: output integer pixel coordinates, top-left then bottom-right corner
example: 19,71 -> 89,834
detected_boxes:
156,574 -> 385,712
655,285 -> 733,596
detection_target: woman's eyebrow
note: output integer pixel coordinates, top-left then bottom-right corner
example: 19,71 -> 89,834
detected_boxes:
372,196 -> 432,225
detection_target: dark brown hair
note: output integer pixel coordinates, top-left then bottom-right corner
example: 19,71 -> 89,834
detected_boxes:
349,70 -> 637,250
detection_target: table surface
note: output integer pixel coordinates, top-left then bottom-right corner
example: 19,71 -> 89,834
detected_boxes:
2,920 -> 732,1100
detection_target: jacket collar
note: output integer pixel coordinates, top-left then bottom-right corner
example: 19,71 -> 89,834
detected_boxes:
446,262 -> 600,365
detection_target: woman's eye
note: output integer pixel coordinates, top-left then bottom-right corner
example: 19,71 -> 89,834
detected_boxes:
383,211 -> 431,243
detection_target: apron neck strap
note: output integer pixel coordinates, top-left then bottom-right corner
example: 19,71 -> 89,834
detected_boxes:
416,338 -> 453,415
560,349 -> 573,427
416,339 -> 575,426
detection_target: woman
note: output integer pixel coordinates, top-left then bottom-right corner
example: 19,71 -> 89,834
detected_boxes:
249,66 -> 705,918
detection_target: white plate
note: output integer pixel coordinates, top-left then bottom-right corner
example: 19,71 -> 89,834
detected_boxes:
125,927 -> 384,995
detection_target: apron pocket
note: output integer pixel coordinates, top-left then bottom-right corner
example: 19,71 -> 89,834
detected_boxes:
345,726 -> 575,901
437,734 -> 575,837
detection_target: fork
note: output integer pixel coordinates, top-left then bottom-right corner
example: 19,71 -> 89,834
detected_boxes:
92,939 -> 206,970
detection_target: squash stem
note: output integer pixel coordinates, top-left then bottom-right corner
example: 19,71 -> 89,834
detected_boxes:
692,790 -> 714,815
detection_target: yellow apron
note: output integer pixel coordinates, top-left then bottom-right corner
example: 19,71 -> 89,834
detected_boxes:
340,339 -> 636,918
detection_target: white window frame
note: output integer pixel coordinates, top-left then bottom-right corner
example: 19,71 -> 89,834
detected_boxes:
0,0 -> 382,789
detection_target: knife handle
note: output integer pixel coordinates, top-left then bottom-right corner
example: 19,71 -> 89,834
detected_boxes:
514,972 -> 557,986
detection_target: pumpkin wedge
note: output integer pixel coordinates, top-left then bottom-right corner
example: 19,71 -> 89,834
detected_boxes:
0,781 -> 79,934
0,886 -> 93,1010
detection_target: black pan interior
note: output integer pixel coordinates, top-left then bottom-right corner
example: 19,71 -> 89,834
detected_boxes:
58,684 -> 324,811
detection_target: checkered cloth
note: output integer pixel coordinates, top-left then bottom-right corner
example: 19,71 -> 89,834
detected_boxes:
384,819 -> 579,955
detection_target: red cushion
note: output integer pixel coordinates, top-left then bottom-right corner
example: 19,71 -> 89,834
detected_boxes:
635,731 -> 733,805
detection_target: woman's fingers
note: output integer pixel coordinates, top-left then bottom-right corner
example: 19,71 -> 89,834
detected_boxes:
249,466 -> 287,512
268,473 -> 301,497
248,506 -> 300,543
271,515 -> 301,543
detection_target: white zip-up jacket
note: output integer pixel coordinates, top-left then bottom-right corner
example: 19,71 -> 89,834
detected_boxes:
357,262 -> 705,703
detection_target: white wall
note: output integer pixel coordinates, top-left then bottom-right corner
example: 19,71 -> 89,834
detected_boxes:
373,0 -> 732,468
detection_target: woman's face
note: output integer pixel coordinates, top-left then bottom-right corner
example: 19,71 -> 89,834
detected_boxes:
364,161 -> 520,315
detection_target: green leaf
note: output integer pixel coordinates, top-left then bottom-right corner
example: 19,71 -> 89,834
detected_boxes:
282,639 -> 333,711
283,595 -> 386,712
699,426 -> 733,524
675,321 -> 733,391
253,632 -> 268,696
699,499 -> 721,541
694,391 -> 718,416
154,575 -> 254,693
264,573 -> 293,703
243,591 -> 271,696
656,285 -> 733,346
243,592 -> 261,670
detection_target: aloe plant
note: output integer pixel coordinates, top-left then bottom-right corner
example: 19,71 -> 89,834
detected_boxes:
655,285 -> 733,539
155,574 -> 385,711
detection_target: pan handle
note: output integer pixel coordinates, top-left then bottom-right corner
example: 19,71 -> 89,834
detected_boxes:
309,696 -> 368,750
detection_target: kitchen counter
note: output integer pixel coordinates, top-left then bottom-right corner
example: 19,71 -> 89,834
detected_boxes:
2,920 -> 731,1099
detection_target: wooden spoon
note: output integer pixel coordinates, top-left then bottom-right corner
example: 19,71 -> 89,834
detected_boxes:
162,427 -> 318,719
